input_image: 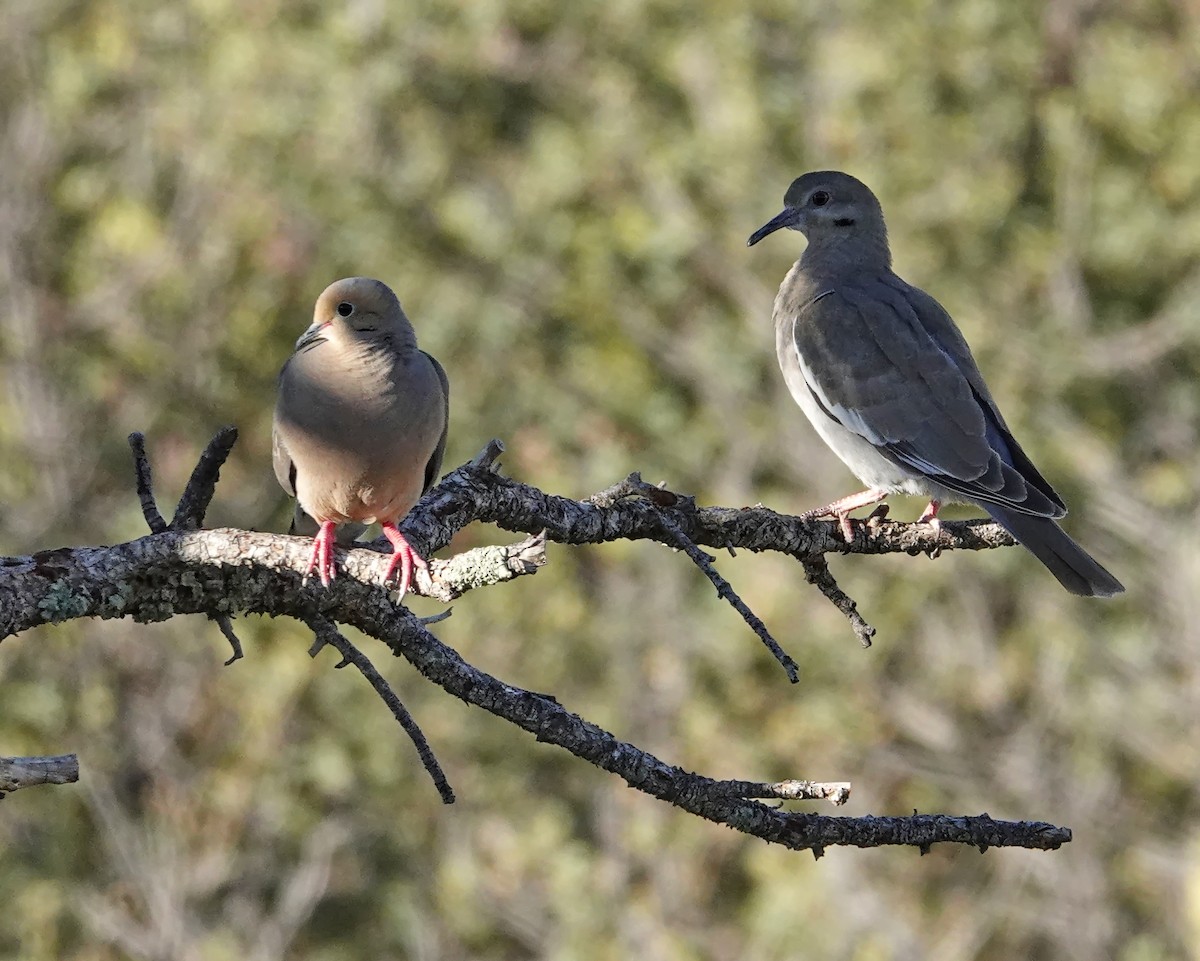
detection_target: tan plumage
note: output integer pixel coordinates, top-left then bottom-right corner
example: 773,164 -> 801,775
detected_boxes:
273,277 -> 448,594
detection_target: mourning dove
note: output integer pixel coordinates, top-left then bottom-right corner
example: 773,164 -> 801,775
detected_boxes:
273,277 -> 449,597
748,171 -> 1123,597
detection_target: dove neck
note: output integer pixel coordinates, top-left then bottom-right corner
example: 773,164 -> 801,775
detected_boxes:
343,333 -> 413,382
799,229 -> 892,278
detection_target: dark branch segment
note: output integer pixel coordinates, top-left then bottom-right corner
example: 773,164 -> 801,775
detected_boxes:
308,617 -> 455,805
172,426 -> 239,531
363,607 -> 1067,854
585,471 -> 799,681
214,613 -> 244,665
408,456 -> 1017,563
127,433 -> 167,534
798,555 -> 877,648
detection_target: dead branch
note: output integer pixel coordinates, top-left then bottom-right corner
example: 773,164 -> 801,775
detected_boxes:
307,616 -> 455,804
0,754 -> 79,796
0,430 -> 1068,855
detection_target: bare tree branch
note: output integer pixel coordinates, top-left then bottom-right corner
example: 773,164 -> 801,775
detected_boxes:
128,429 -> 245,664
0,754 -> 79,795
401,448 -> 1017,566
586,471 -> 799,681
307,616 -> 455,805
799,554 -> 877,648
0,431 -> 1067,855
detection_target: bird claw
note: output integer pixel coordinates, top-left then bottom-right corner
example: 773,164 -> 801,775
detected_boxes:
304,521 -> 339,586
917,499 -> 941,534
381,524 -> 428,600
865,503 -> 890,529
836,512 -> 855,542
799,489 -> 889,542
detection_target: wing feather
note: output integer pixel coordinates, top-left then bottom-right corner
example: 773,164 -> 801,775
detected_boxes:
791,278 -> 1065,518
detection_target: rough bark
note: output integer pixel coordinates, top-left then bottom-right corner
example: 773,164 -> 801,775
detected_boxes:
0,431 -> 1070,856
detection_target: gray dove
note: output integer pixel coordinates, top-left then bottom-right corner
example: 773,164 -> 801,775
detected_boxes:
748,171 -> 1123,597
273,277 -> 448,597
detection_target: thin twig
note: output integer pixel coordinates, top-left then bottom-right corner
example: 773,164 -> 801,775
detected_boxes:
596,473 -> 799,682
706,778 -> 852,805
328,534 -> 547,603
798,554 -> 877,648
126,433 -> 167,534
662,514 -> 800,682
172,425 -> 239,530
307,617 -> 454,805
468,438 -> 506,470
419,533 -> 547,603
214,614 -> 244,665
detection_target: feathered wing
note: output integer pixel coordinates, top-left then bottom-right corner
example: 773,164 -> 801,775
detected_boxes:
272,419 -> 297,498
789,275 -> 1064,518
421,351 -> 450,494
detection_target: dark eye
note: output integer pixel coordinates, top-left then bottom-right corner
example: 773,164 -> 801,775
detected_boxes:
810,190 -> 831,207
336,302 -> 354,317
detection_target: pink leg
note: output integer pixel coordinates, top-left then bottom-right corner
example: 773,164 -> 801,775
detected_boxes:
799,489 -> 889,541
380,522 -> 428,600
917,499 -> 941,533
305,520 -> 339,586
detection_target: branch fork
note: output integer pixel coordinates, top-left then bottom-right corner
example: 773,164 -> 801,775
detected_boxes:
0,429 -> 1064,855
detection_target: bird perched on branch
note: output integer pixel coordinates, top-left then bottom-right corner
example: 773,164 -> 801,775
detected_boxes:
273,277 -> 449,597
748,171 -> 1123,597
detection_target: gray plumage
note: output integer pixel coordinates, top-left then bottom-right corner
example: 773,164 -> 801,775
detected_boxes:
273,277 -> 448,591
748,171 -> 1123,597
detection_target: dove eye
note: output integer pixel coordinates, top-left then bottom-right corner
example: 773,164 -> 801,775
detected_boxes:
810,190 -> 831,207
336,302 -> 354,317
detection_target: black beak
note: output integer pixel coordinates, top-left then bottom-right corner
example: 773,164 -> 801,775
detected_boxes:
294,321 -> 330,352
747,207 -> 801,247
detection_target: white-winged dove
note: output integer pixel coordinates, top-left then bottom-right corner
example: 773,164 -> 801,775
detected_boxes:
749,171 -> 1123,596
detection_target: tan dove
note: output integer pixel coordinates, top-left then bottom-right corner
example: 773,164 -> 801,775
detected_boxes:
273,277 -> 449,597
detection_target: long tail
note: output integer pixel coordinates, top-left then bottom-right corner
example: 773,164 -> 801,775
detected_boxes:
986,506 -> 1124,597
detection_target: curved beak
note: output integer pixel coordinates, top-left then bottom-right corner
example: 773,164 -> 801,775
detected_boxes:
294,321 -> 330,352
747,207 -> 801,247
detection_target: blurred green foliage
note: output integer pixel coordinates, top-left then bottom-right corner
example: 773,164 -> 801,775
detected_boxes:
1,0 -> 1197,958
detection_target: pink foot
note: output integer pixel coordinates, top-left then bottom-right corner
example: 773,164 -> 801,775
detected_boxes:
305,520 -> 339,586
380,523 -> 428,600
917,499 -> 941,533
799,489 -> 889,541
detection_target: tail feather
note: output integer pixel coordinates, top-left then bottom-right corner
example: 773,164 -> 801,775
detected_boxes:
987,506 -> 1124,598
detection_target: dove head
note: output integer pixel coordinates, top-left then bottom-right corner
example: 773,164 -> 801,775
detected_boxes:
747,171 -> 890,267
296,277 -> 416,353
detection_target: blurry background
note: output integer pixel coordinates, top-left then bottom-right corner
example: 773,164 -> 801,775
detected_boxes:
1,0 -> 1197,958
